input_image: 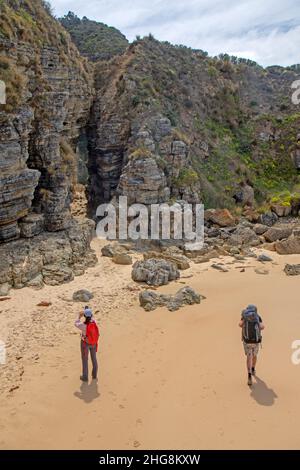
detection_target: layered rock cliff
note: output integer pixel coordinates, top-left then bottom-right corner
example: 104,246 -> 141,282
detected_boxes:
0,0 -> 96,290
1,2 -> 300,292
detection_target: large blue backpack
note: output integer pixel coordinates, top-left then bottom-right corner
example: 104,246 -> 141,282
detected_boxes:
242,305 -> 262,344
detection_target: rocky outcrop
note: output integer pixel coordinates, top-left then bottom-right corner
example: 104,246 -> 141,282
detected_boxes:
271,204 -> 291,217
284,264 -> 300,276
132,258 -> 179,286
85,35 -> 300,212
139,286 -> 202,311
205,209 -> 235,227
254,224 -> 268,235
0,109 -> 41,241
1,2 -> 300,292
228,225 -> 261,246
112,253 -> 133,265
118,154 -> 170,205
0,1 -> 96,285
101,243 -> 128,258
264,226 -> 292,242
143,249 -> 190,270
258,254 -> 273,262
259,211 -> 279,227
275,236 -> 300,254
0,219 -> 97,290
0,34 -> 93,240
73,289 -> 94,302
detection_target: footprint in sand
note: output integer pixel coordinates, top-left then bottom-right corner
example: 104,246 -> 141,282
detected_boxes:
133,440 -> 141,448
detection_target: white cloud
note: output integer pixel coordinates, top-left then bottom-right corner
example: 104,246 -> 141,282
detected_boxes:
50,0 -> 300,66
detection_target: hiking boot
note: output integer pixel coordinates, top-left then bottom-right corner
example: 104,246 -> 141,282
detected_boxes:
247,373 -> 252,386
80,375 -> 88,382
251,367 -> 256,376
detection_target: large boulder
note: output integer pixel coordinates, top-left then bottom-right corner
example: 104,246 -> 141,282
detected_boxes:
264,226 -> 292,243
258,254 -> 273,262
205,209 -> 235,227
72,289 -> 94,302
143,250 -> 190,270
259,211 -> 278,227
112,253 -> 133,265
284,264 -> 300,276
228,226 -> 261,247
275,236 -> 300,254
271,204 -> 291,217
101,243 -> 127,258
132,258 -> 179,286
254,224 -> 269,235
43,264 -> 74,286
139,286 -> 202,311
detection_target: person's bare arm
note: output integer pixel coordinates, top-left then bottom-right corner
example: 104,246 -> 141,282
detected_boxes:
259,322 -> 265,330
75,311 -> 85,331
239,320 -> 243,328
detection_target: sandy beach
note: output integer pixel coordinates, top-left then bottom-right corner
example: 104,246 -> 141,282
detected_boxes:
0,238 -> 300,450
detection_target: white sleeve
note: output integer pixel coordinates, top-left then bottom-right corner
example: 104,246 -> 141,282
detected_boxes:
75,319 -> 86,333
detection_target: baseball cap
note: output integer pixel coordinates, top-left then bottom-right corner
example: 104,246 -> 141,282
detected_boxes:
84,308 -> 93,318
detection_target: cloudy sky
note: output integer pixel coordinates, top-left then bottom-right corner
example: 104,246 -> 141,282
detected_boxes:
50,0 -> 300,67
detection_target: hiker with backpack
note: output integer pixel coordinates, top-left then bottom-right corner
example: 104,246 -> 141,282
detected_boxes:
239,304 -> 265,386
75,306 -> 99,382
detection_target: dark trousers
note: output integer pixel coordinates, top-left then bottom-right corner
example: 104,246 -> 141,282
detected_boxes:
81,340 -> 98,380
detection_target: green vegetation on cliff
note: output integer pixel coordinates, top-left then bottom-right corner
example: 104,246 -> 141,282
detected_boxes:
59,11 -> 129,61
0,0 -> 91,112
93,36 -> 300,207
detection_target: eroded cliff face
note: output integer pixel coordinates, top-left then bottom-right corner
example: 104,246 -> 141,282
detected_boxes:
88,38 -> 300,212
87,49 -> 201,215
1,2 -> 300,292
0,0 -> 97,290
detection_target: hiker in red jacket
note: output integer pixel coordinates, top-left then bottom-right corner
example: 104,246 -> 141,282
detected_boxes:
75,306 -> 99,382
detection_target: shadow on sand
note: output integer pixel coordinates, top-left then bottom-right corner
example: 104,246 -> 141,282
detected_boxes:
250,376 -> 278,406
74,379 -> 100,403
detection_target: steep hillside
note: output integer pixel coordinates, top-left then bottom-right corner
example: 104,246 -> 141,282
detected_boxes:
59,11 -> 129,62
1,0 -> 300,293
88,36 -> 300,211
